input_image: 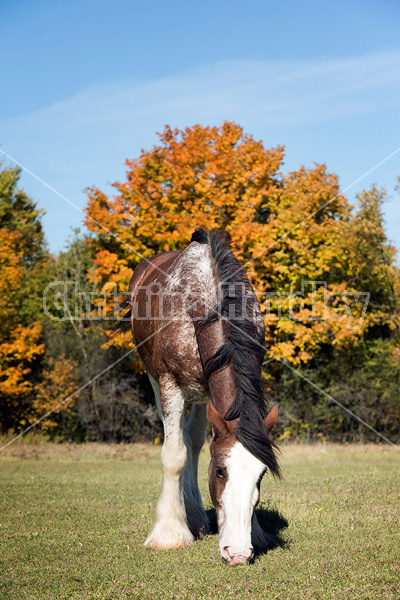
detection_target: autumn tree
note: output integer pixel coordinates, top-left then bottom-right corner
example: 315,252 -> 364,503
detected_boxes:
84,122 -> 400,442
340,186 -> 399,336
0,166 -> 48,431
270,187 -> 400,441
86,123 -> 282,283
86,122 -> 363,363
42,231 -> 160,441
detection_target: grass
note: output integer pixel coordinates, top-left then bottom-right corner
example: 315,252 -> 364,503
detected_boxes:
1,441 -> 399,600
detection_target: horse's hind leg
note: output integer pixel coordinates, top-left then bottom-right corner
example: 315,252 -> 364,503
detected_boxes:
183,403 -> 210,538
144,378 -> 194,550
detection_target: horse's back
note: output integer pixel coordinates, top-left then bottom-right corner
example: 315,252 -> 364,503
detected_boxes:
130,243 -> 214,389
129,250 -> 182,294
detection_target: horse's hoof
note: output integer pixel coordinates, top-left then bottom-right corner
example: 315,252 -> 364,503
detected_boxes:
144,521 -> 194,550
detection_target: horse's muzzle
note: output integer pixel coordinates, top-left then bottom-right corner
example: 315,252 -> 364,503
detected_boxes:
222,546 -> 254,566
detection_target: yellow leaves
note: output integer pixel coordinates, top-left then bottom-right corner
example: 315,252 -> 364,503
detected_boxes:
0,229 -> 24,323
84,121 -> 397,366
272,342 -> 297,362
0,323 -> 45,396
101,329 -> 133,350
92,250 -> 130,285
0,323 -> 44,361
0,365 -> 32,395
31,355 -> 79,431
86,123 -> 284,292
0,169 -> 50,415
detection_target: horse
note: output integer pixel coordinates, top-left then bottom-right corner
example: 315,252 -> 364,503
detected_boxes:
116,227 -> 280,565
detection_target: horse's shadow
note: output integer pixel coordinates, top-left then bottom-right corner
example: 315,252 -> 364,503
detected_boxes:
205,505 -> 289,559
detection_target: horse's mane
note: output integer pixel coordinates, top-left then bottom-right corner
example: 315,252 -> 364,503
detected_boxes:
191,227 -> 280,478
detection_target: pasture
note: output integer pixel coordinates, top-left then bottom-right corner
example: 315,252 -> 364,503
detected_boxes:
1,442 -> 399,600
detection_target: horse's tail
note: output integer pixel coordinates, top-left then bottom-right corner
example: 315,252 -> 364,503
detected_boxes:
110,297 -> 132,338
190,227 -> 280,477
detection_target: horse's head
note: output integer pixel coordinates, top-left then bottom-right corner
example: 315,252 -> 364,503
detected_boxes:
207,401 -> 279,566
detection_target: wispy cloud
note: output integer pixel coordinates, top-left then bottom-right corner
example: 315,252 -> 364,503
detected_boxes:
1,50 -> 399,251
4,50 -> 400,134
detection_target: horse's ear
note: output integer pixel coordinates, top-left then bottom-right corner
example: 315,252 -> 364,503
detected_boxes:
207,401 -> 230,436
264,404 -> 279,432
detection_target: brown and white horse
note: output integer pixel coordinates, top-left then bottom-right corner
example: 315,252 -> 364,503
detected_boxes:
117,228 -> 280,565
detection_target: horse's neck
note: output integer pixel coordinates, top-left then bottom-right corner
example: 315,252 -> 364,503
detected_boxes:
209,362 -> 237,417
196,319 -> 236,417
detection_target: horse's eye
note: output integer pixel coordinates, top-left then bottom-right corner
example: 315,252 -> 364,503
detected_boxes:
216,467 -> 225,479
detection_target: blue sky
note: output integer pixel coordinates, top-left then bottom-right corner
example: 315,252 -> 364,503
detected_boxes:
1,0 -> 399,253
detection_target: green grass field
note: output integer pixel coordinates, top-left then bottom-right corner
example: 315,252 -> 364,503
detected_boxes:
1,441 -> 399,600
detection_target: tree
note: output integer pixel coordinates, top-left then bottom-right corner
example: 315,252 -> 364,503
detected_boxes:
267,186 -> 400,442
0,165 -> 48,431
42,231 -> 160,441
340,186 -> 399,337
86,122 -> 283,283
84,122 -> 400,442
86,122 -> 364,363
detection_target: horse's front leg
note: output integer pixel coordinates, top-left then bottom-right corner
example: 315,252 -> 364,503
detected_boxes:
183,403 -> 210,538
144,379 -> 194,550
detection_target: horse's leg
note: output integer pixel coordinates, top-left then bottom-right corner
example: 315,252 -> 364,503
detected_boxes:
183,403 -> 210,538
144,378 -> 194,550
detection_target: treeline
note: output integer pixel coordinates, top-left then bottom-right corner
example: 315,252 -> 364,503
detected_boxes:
0,166 -> 161,443
0,122 -> 399,443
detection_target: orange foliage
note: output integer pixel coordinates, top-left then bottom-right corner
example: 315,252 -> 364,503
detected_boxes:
31,355 -> 79,431
0,226 -> 45,397
85,122 -> 375,363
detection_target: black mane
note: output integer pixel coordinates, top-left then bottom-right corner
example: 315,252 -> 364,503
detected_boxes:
191,227 -> 280,478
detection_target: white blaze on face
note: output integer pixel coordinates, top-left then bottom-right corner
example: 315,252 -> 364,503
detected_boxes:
219,442 -> 265,562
